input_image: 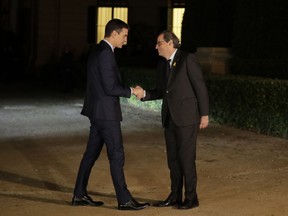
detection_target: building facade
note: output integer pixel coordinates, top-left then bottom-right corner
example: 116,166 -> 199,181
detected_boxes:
1,0 -> 174,78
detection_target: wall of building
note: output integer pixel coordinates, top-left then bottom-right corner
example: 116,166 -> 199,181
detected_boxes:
1,0 -> 232,79
129,0 -> 167,30
0,0 -> 169,79
35,0 -> 168,67
37,0 -> 92,65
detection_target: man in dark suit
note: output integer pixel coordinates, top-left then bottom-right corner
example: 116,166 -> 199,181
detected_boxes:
72,19 -> 150,210
138,30 -> 209,210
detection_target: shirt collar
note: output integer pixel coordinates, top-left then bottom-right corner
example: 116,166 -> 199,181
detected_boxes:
103,39 -> 114,52
168,49 -> 177,66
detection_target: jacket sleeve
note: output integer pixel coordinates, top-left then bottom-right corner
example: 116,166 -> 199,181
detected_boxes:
142,61 -> 165,101
186,54 -> 209,116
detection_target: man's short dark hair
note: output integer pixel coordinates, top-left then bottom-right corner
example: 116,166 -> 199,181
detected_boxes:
105,19 -> 129,37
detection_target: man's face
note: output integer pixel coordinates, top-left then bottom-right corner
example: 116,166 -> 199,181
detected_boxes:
114,28 -> 128,48
155,34 -> 170,59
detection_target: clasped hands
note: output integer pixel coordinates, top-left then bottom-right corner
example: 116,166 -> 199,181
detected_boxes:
132,85 -> 145,100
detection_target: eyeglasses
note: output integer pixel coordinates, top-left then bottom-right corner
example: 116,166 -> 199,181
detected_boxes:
156,40 -> 165,46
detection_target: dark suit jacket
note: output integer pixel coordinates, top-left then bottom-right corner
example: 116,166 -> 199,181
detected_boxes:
81,40 -> 131,121
143,49 -> 209,127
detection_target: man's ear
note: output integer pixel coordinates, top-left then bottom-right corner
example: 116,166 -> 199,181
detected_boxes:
112,30 -> 117,38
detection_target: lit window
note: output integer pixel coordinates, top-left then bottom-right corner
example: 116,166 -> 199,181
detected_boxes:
172,8 -> 185,40
96,7 -> 128,43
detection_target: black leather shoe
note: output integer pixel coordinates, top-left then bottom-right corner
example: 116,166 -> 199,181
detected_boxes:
72,195 -> 104,206
154,193 -> 182,207
118,198 -> 150,210
177,199 -> 199,209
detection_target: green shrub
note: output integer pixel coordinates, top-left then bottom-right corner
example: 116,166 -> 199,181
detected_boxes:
206,75 -> 288,138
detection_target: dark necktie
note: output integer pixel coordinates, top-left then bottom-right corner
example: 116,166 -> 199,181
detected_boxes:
166,59 -> 171,84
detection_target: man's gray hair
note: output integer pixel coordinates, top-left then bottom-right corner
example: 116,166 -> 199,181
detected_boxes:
160,30 -> 181,48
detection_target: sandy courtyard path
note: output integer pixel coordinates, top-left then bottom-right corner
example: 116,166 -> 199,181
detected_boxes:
0,91 -> 288,216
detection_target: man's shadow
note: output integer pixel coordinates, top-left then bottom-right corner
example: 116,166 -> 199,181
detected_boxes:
0,170 -> 155,207
0,170 -> 115,206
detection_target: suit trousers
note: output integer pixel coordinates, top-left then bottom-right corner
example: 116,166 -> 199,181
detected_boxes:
73,120 -> 132,204
164,116 -> 199,201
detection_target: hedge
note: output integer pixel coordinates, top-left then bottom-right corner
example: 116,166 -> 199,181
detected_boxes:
206,75 -> 288,138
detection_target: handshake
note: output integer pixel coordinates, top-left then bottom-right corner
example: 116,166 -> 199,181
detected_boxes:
132,85 -> 145,100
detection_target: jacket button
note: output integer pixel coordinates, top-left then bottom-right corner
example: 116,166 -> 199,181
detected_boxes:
166,90 -> 169,93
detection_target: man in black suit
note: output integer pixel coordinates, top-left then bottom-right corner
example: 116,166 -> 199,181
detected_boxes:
138,30 -> 209,209
72,19 -> 150,210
